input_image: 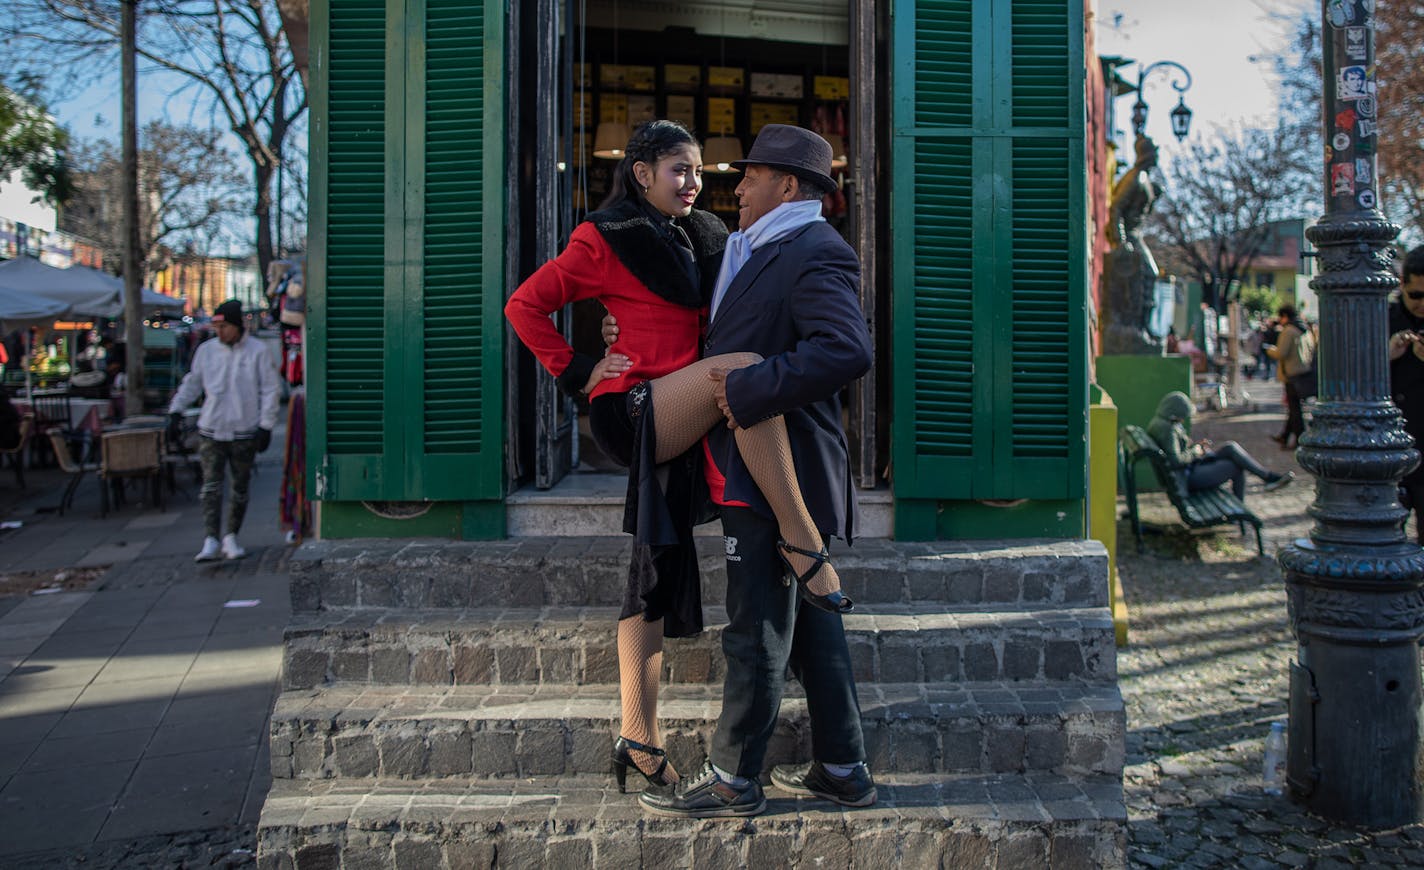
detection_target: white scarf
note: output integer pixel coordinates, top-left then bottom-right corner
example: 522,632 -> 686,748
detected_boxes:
708,200 -> 825,322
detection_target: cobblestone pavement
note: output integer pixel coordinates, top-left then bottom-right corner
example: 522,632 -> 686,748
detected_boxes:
1122,382 -> 1424,868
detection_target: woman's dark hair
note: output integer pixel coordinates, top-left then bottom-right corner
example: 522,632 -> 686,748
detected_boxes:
598,120 -> 698,210
1278,303 -> 1298,320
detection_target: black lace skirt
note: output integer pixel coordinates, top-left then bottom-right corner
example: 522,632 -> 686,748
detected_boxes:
590,384 -> 709,638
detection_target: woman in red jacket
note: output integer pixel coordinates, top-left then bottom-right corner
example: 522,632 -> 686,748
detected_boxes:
506,121 -> 849,794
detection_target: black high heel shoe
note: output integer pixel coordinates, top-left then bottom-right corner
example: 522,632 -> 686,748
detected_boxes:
612,735 -> 675,793
778,540 -> 854,614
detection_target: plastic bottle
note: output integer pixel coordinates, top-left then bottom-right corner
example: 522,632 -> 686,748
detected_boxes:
1263,721 -> 1287,795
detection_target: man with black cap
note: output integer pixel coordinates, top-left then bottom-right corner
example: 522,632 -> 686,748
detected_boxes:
638,124 -> 874,818
168,299 -> 281,562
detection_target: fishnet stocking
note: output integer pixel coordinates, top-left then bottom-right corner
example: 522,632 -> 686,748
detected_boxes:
649,353 -> 842,597
617,615 -> 678,782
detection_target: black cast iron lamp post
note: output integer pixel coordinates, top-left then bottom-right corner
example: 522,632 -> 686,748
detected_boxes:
1130,60 -> 1194,142
1280,0 -> 1424,828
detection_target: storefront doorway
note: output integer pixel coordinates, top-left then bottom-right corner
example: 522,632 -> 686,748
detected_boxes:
505,0 -> 887,495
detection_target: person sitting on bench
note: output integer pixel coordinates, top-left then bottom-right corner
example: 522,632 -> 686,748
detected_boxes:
1146,391 -> 1294,499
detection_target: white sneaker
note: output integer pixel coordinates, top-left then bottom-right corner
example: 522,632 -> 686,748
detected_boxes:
221,533 -> 247,560
195,536 -> 222,563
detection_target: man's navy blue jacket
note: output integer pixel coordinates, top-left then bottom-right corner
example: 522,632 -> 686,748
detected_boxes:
705,220 -> 872,541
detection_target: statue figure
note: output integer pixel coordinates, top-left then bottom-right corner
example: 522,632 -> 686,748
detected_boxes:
1101,135 -> 1163,355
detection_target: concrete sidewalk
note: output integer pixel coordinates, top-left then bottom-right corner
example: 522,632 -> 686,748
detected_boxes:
0,431 -> 292,867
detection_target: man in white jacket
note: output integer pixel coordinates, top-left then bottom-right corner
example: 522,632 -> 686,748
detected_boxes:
168,299 -> 282,562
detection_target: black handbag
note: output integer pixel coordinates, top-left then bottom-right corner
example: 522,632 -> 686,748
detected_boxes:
1290,369 -> 1318,400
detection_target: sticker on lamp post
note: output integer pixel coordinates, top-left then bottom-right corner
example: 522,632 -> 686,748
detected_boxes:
1332,163 -> 1356,196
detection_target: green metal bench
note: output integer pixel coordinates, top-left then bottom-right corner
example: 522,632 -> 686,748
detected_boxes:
1120,424 -> 1265,555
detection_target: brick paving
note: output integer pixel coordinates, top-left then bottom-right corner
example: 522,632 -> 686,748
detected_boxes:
1122,380 -> 1424,867
0,427 -> 290,869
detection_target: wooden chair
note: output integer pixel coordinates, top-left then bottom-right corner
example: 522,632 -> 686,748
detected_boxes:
100,428 -> 165,515
1,413 -> 35,489
1120,424 -> 1264,555
28,391 -> 72,466
47,427 -> 100,515
30,390 -> 72,431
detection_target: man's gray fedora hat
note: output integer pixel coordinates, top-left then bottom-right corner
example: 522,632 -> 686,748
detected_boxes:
731,124 -> 837,192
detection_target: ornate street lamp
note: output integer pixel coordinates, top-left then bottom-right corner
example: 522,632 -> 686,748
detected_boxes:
1130,60 -> 1194,142
1169,96 -> 1193,142
1280,0 -> 1424,828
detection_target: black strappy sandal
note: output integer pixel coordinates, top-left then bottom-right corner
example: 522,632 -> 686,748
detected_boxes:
778,539 -> 854,614
612,735 -> 675,793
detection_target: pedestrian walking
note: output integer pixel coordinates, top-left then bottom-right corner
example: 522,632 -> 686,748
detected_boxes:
1267,304 -> 1315,450
168,299 -> 281,562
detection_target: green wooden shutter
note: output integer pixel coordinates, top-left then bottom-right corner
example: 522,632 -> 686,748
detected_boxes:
311,0 -> 504,503
309,0 -> 389,500
408,0 -> 503,500
892,0 -> 1086,503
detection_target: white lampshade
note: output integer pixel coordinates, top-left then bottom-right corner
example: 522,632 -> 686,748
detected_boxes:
823,134 -> 848,170
703,136 -> 744,173
593,122 -> 631,159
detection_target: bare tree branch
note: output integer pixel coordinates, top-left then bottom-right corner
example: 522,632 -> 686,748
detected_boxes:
2,0 -> 306,275
62,120 -> 246,283
1148,124 -> 1304,307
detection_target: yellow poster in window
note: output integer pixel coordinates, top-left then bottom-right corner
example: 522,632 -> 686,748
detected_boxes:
750,102 -> 800,134
600,94 -> 629,125
707,97 -> 737,135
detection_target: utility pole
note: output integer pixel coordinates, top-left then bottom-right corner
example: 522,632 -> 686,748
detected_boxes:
121,0 -> 145,415
1280,0 -> 1424,827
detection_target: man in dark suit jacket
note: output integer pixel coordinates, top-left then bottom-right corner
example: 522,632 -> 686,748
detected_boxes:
1389,245 -> 1424,542
639,125 -> 874,818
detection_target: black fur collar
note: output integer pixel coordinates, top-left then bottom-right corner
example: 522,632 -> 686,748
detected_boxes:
584,199 -> 728,308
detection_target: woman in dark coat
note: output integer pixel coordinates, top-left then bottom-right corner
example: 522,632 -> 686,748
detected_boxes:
506,121 -> 849,794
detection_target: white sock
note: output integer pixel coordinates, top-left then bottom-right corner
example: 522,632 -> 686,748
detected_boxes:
711,763 -> 750,788
823,761 -> 864,778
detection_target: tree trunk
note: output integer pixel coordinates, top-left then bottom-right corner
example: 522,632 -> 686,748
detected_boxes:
122,0 -> 145,416
254,157 -> 276,291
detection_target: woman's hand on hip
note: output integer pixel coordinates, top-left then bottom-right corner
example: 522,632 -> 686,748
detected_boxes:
583,353 -> 631,395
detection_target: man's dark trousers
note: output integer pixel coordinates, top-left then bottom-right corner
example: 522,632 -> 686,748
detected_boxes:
710,506 -> 865,778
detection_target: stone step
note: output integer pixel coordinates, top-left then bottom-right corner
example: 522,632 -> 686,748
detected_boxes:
289,537 -> 1108,613
281,605 -> 1117,690
268,682 -> 1124,781
505,471 -> 896,538
257,772 -> 1127,869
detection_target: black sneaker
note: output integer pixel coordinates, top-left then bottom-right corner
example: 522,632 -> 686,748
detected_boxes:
638,760 -> 766,818
770,760 -> 877,807
1263,471 -> 1295,492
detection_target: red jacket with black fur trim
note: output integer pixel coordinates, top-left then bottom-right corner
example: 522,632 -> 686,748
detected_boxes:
505,221 -> 707,399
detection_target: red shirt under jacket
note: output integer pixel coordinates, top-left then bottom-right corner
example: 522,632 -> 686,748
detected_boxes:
505,222 -> 705,399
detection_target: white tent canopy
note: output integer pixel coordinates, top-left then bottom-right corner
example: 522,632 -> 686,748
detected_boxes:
64,263 -> 186,314
0,257 -> 184,319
